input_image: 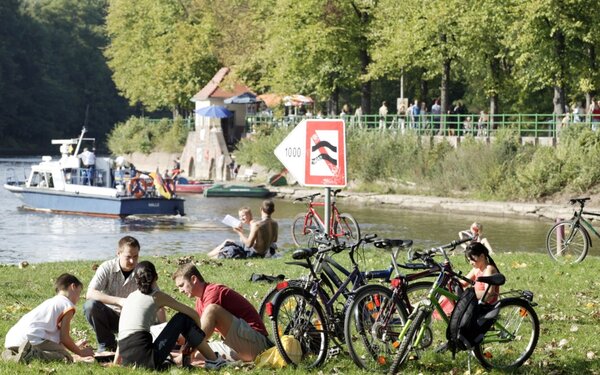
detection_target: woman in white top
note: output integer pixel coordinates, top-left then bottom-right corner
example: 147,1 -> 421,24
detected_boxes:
116,261 -> 218,369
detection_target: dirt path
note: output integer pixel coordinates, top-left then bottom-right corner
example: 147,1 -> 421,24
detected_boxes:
271,187 -> 600,222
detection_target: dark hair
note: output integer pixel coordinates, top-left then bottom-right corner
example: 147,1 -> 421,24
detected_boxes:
262,199 -> 275,215
118,235 -> 140,253
465,242 -> 499,272
172,263 -> 204,283
55,273 -> 83,293
134,261 -> 157,295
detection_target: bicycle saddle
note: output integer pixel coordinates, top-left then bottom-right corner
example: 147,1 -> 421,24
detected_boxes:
292,247 -> 318,260
476,273 -> 506,286
374,239 -> 413,249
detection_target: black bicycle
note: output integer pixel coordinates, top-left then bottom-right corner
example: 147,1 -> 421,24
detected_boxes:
546,197 -> 600,264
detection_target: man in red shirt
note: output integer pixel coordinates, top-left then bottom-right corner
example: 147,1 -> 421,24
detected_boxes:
172,263 -> 271,363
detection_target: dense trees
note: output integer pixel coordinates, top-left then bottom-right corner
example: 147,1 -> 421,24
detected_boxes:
0,0 -> 129,153
1,0 -> 600,153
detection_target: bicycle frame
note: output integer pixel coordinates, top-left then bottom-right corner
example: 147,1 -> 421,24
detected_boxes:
579,211 -> 600,239
302,197 -> 345,237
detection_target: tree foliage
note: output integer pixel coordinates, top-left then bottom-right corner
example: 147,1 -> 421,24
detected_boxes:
104,0 -> 219,115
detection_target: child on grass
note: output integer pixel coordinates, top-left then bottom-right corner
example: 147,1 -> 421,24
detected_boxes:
2,273 -> 94,363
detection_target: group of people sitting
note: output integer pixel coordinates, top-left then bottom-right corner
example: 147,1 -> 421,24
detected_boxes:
2,198 -> 498,370
2,235 -> 272,370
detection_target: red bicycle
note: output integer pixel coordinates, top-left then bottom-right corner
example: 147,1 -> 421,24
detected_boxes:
291,189 -> 360,247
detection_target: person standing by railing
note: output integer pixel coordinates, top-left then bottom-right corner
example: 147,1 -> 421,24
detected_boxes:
410,99 -> 420,129
431,99 -> 441,134
591,99 -> 600,131
378,101 -> 388,131
353,105 -> 363,129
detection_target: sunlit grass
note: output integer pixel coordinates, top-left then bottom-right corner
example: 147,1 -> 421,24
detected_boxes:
1,251 -> 599,374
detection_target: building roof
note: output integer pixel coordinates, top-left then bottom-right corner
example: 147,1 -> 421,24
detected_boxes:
191,67 -> 253,102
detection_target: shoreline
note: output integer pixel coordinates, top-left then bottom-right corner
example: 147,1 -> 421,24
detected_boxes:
270,187 -> 599,222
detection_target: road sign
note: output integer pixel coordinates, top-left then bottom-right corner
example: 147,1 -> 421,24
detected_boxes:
274,119 -> 346,187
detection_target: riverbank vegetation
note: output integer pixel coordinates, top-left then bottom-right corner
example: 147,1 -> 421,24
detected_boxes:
107,117 -> 189,155
0,251 -> 598,374
235,124 -> 600,202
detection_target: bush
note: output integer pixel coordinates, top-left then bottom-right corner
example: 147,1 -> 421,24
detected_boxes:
107,116 -> 189,155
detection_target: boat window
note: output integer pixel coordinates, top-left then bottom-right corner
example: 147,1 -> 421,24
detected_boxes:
30,172 -> 42,187
47,173 -> 54,188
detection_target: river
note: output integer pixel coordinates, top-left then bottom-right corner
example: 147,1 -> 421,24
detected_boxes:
0,158 -> 580,265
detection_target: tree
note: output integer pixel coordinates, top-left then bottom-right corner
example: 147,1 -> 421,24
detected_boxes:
508,0 -> 600,114
257,0 -> 371,113
104,0 -> 219,116
370,0 -> 466,115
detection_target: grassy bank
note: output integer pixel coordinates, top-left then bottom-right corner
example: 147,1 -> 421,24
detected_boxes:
1,249 -> 599,374
235,125 -> 600,202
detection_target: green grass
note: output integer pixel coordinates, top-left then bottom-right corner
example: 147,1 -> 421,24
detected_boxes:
1,250 -> 599,374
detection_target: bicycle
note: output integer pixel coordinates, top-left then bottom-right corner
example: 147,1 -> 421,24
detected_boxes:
546,197 -> 600,264
388,244 -> 539,374
344,238 -> 470,372
291,189 -> 360,247
266,234 -> 416,368
258,236 -> 433,352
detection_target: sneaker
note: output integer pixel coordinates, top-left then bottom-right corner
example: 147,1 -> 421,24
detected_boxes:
204,356 -> 227,370
15,341 -> 32,363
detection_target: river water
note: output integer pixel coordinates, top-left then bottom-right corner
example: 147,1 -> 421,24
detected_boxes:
0,158 -> 580,265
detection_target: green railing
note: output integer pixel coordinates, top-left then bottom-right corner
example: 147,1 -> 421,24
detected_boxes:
245,113 -> 585,139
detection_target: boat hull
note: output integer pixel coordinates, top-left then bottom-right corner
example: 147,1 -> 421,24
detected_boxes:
5,184 -> 184,218
203,184 -> 273,198
175,182 -> 213,194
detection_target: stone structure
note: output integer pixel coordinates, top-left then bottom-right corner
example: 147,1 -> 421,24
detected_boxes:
180,68 -> 254,180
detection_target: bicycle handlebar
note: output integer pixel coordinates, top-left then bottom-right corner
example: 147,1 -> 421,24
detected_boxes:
293,192 -> 321,203
409,236 -> 473,261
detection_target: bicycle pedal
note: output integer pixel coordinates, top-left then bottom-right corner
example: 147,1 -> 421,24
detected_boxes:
328,347 -> 341,357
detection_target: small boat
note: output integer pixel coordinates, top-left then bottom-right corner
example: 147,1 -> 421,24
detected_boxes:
3,128 -> 184,218
174,178 -> 213,194
203,184 -> 274,198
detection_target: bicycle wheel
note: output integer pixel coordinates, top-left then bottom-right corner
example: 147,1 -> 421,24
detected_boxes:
258,279 -> 305,338
473,298 -> 540,371
388,307 -> 428,375
332,213 -> 360,245
270,286 -> 329,368
291,213 -> 320,247
344,284 -> 409,371
546,220 -> 588,264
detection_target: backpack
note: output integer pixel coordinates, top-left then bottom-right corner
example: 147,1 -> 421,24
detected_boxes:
445,287 -> 495,355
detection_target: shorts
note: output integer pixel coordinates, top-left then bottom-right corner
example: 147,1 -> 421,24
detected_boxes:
208,317 -> 271,362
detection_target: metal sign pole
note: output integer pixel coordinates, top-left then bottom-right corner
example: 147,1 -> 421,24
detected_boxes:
324,187 -> 331,237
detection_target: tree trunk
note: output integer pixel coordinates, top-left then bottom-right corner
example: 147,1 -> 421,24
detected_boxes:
359,47 -> 371,114
420,75 -> 428,105
440,59 -> 450,116
553,86 -> 565,114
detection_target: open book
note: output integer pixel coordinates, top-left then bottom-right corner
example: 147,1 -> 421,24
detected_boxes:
222,214 -> 241,228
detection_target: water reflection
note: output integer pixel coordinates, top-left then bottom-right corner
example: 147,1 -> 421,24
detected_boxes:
0,159 -> 587,265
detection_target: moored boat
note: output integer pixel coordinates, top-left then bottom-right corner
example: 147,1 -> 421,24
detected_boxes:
203,184 -> 274,198
174,178 -> 213,194
3,128 -> 184,218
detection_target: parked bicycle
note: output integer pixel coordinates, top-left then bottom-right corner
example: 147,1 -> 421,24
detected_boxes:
388,243 -> 539,374
546,197 -> 600,264
291,189 -> 360,247
344,238 -> 470,372
258,234 -> 435,354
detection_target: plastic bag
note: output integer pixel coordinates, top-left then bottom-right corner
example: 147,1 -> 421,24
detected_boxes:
254,335 -> 301,368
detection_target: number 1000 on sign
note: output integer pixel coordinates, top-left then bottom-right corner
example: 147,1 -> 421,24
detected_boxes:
285,147 -> 302,157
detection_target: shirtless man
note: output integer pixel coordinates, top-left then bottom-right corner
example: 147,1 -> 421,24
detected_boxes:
208,200 -> 278,259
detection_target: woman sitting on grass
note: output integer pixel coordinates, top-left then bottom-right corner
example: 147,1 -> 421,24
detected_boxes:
116,261 -> 221,370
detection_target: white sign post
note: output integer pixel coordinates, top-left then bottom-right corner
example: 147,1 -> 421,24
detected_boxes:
275,119 -> 346,236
